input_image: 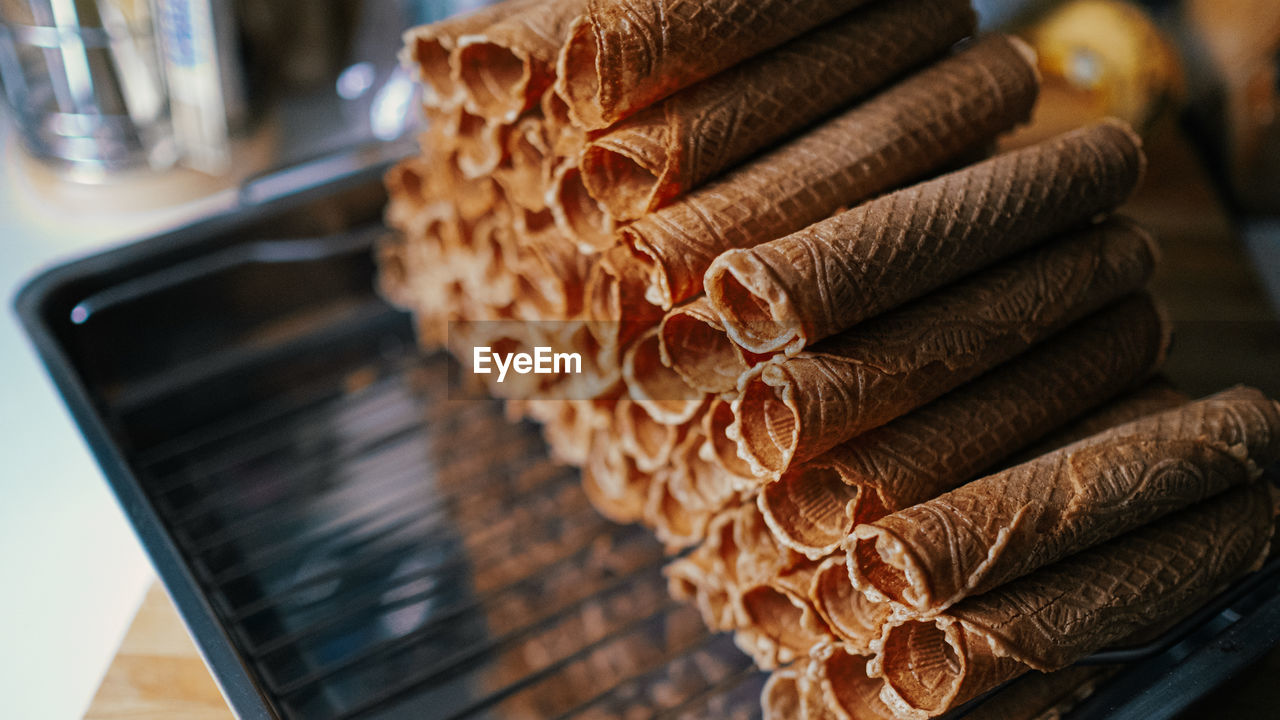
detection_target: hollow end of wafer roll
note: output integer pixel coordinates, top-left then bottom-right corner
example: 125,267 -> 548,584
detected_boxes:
666,557 -> 736,631
849,524 -> 933,612
875,619 -> 968,719
616,397 -> 680,472
554,16 -> 610,130
660,299 -> 764,394
762,670 -> 803,720
646,472 -> 712,549
496,118 -> 552,210
581,448 -> 647,524
622,327 -> 705,425
811,556 -> 891,655
734,368 -> 800,476
760,467 -> 861,559
706,249 -> 806,355
704,396 -> 761,480
549,160 -> 618,252
739,583 -> 829,664
455,37 -> 533,122
585,247 -> 664,351
403,28 -> 458,106
580,137 -> 667,221
454,107 -> 506,178
819,646 -> 897,720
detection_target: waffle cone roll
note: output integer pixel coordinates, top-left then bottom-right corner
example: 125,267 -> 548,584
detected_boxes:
585,245 -> 665,353
492,115 -> 553,210
759,293 -> 1170,559
660,297 -> 770,394
621,327 -> 707,424
810,556 -> 893,655
581,429 -> 650,523
707,122 -> 1146,355
811,645 -> 900,720
580,0 -> 975,220
554,0 -> 872,130
455,0 -> 587,123
733,219 -> 1160,476
402,0 -> 541,107
703,396 -> 761,482
853,386 -> 1280,617
619,34 -> 1038,311
871,483 -> 1274,718
645,470 -> 715,549
548,158 -> 618,251
736,558 -> 830,669
615,395 -> 682,472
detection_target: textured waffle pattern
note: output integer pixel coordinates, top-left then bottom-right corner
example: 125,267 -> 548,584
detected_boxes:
764,295 -> 1168,558
708,122 -> 1145,354
556,0 -> 870,128
581,0 -> 974,219
856,386 -> 1280,617
734,220 -> 1159,473
877,485 -> 1272,716
623,34 -> 1039,308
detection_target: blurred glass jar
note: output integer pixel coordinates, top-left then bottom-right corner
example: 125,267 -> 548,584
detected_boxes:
0,0 -> 178,180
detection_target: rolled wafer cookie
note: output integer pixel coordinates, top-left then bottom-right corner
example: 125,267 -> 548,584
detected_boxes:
548,157 -> 619,251
493,114 -> 554,211
810,556 -> 894,655
580,0 -> 975,220
618,34 -> 1039,311
702,395 -> 761,483
852,385 -> 1280,618
736,558 -> 830,669
401,0 -> 541,107
706,121 -> 1146,355
869,483 -> 1275,718
455,0 -> 588,123
581,428 -> 651,523
732,218 -> 1160,477
810,645 -> 901,720
585,245 -> 665,355
621,327 -> 707,425
759,293 -> 1171,559
554,0 -> 872,130
660,297 -> 771,395
615,395 -> 683,472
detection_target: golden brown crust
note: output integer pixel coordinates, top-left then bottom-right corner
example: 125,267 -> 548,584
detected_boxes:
621,34 -> 1039,310
759,295 -> 1170,559
554,0 -> 873,130
579,0 -> 975,219
732,220 -> 1160,476
852,387 -> 1280,617
872,484 -> 1274,717
706,125 -> 1147,355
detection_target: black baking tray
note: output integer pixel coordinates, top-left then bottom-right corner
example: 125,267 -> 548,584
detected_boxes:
16,153 -> 1280,720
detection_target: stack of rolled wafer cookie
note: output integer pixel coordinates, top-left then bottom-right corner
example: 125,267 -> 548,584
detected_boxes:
378,0 -> 1280,717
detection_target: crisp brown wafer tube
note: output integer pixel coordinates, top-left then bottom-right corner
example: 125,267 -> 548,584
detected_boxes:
540,88 -> 585,158
732,218 -> 1160,477
579,0 -> 975,220
810,556 -> 893,655
869,483 -> 1274,718
554,0 -> 873,130
401,0 -> 541,107
493,114 -> 553,211
454,106 -> 509,178
615,395 -> 681,472
548,158 -> 619,251
759,292 -> 1171,559
621,327 -> 707,425
585,245 -> 671,355
581,428 -> 650,523
454,0 -> 587,123
707,122 -> 1146,355
736,558 -> 829,669
666,510 -> 739,631
659,297 -> 770,394
852,386 -> 1280,618
664,424 -> 739,515
812,645 -> 899,720
703,395 -> 761,482
513,229 -> 594,319
645,468 -> 715,550
618,34 -> 1039,311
